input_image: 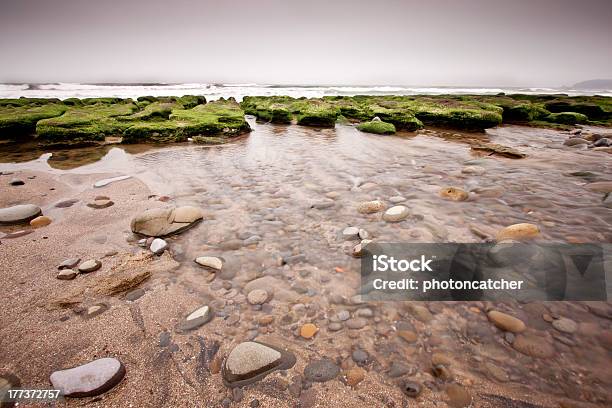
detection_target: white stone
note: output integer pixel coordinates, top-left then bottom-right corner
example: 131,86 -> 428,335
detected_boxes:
93,175 -> 131,188
225,342 -> 281,376
186,305 -> 210,321
194,256 -> 223,271
383,205 -> 410,222
150,238 -> 168,255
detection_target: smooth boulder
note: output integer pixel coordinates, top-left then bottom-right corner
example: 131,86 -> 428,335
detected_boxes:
130,206 -> 203,237
0,204 -> 42,225
49,357 -> 125,397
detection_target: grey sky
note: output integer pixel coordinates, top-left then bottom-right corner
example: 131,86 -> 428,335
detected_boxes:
0,0 -> 610,86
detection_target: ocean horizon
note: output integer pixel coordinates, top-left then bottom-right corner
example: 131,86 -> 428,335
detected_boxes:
1,82 -> 611,100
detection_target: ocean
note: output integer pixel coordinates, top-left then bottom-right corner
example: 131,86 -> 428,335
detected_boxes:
1,83 -> 610,100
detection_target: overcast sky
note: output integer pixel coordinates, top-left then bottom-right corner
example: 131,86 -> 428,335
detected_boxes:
0,0 -> 610,86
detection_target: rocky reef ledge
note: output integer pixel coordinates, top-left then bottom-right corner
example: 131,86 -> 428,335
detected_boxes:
0,93 -> 610,145
0,96 -> 250,146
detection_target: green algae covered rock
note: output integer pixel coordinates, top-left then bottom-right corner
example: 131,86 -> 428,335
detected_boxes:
36,102 -> 138,142
357,119 -> 396,135
0,103 -> 68,139
122,99 -> 250,143
544,112 -> 588,125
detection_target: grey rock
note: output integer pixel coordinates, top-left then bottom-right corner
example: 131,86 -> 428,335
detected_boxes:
49,358 -> 125,397
383,205 -> 410,222
351,349 -> 369,365
563,138 -> 589,146
345,318 -> 367,329
176,305 -> 213,332
149,238 -> 168,255
78,259 -> 101,273
58,258 -> 81,270
222,342 -> 296,387
130,206 -> 203,237
389,196 -> 406,204
57,269 -> 78,280
0,204 -> 42,225
342,227 -> 360,240
303,359 -> 339,382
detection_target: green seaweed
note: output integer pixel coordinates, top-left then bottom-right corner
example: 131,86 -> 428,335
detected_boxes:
357,120 -> 396,135
36,102 -> 138,141
544,112 -> 588,125
0,104 -> 68,139
122,99 -> 250,143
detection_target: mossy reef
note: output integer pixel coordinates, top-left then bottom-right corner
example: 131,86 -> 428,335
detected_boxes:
0,96 -> 250,144
0,93 -> 610,144
242,94 -> 612,133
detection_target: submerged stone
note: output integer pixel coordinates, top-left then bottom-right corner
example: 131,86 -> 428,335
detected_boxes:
222,341 -> 296,387
130,206 -> 203,237
176,305 -> 213,332
304,359 -> 340,382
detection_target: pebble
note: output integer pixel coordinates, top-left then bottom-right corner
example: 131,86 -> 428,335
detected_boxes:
176,305 -> 213,332
78,259 -> 102,273
439,187 -> 469,201
563,138 -> 589,146
9,178 -> 24,186
382,205 -> 410,222
487,310 -> 526,333
552,317 -> 578,334
124,288 -> 145,301
93,175 -> 131,188
357,200 -> 386,214
461,165 -> 485,175
311,199 -> 335,209
358,229 -> 369,239
86,304 -> 108,318
445,384 -> 472,408
389,196 -> 406,204
194,256 -> 223,271
49,357 -> 126,397
344,367 -> 365,387
57,269 -> 78,280
0,204 -> 42,225
223,342 -> 296,387
388,361 -> 415,377
87,199 -> 114,209
342,226 -> 360,240
328,322 -> 343,331
130,206 -> 203,237
351,349 -> 368,365
243,235 -> 262,245
495,223 -> 540,241
149,238 -> 168,255
58,258 -> 81,270
30,216 -> 52,228
345,317 -> 367,329
336,310 -> 350,321
400,380 -> 422,398
512,334 -> 555,358
351,240 -> 372,258
303,359 -> 340,382
247,289 -> 269,305
300,323 -> 319,339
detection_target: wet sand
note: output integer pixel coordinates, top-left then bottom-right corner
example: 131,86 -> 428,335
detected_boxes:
0,121 -> 611,407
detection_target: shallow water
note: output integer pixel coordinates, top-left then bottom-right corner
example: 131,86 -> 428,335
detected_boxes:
2,121 -> 612,406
